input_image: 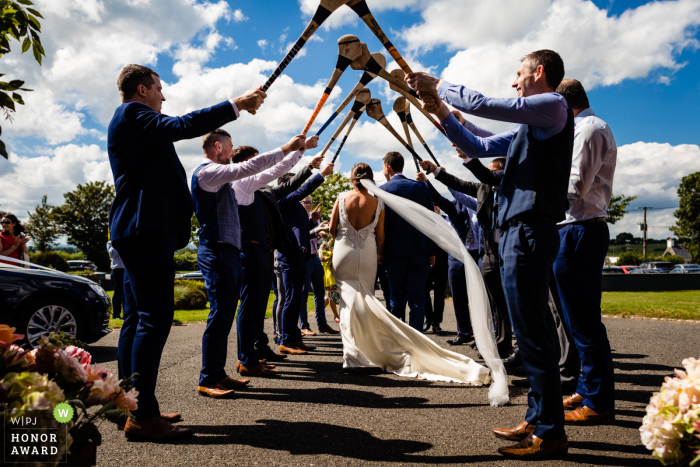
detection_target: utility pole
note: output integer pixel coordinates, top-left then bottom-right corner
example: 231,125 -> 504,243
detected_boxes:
636,207 -> 653,257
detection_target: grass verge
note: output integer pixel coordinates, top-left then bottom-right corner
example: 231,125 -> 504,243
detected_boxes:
601,290 -> 700,320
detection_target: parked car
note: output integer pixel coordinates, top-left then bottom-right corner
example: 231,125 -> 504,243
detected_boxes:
602,266 -> 625,274
0,263 -> 111,348
671,264 -> 700,274
630,268 -> 667,274
639,261 -> 674,272
67,260 -> 97,271
618,265 -> 639,274
175,271 -> 204,281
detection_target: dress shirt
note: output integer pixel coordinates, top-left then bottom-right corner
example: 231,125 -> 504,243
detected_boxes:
196,150 -> 283,193
437,81 -> 569,158
447,188 -> 480,251
227,100 -> 241,118
232,148 -> 303,206
560,108 -> 617,224
106,241 -> 124,269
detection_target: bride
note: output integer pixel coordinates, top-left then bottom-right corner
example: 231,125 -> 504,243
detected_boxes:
328,163 -> 491,386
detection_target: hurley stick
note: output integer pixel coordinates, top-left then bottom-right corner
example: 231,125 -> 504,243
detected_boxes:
403,96 -> 440,165
315,52 -> 386,136
346,0 -> 413,74
330,106 -> 364,164
393,97 -> 413,150
365,98 -> 422,171
349,43 -> 417,100
302,35 -> 363,135
259,0 -> 351,94
317,88 -> 372,158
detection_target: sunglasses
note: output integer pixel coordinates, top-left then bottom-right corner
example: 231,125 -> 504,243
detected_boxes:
301,201 -> 312,205
1,221 -> 11,225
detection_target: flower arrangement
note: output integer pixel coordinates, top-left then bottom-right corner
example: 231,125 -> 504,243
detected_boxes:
640,353 -> 700,466
0,324 -> 137,466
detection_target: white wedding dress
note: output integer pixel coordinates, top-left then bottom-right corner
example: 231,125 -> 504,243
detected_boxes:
333,191 -> 490,386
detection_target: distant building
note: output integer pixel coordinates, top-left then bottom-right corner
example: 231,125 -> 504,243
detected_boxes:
663,238 -> 691,263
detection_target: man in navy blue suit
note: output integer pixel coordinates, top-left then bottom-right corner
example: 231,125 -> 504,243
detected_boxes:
108,64 -> 264,441
380,152 -> 435,331
277,164 -> 334,355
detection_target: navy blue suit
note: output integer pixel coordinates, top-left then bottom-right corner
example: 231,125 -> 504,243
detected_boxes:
109,100 -> 236,420
277,174 -> 325,345
381,174 -> 434,331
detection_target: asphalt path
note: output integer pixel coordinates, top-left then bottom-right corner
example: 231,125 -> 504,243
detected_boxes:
90,297 -> 699,466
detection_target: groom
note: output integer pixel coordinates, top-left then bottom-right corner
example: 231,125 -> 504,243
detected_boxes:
380,152 -> 435,331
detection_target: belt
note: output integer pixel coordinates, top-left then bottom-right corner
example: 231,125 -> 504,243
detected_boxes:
506,214 -> 558,228
562,217 -> 606,228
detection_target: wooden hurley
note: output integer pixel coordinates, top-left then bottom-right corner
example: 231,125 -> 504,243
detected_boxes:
315,52 -> 386,136
346,0 -> 413,74
258,0 -> 351,96
393,97 -> 413,150
401,95 -> 440,165
330,105 -> 364,164
365,98 -> 422,171
317,88 -> 371,159
302,35 -> 363,135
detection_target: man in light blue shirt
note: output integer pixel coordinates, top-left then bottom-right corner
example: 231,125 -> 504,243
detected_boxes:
407,50 -> 573,461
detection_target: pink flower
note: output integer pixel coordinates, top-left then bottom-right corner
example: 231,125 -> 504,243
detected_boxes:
87,373 -> 121,406
3,344 -> 31,368
114,387 -> 138,415
54,349 -> 87,383
64,346 -> 91,370
85,364 -> 110,383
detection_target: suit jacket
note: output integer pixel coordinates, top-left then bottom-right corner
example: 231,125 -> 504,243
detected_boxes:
108,100 -> 236,249
259,167 -> 313,254
380,174 -> 435,261
277,173 -> 325,263
425,181 -> 473,263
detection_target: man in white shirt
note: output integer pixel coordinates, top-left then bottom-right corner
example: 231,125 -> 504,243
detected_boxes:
553,79 -> 617,426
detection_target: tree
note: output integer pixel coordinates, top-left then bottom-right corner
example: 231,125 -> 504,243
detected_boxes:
310,172 -> 352,221
190,213 -> 200,248
0,0 -> 46,159
53,181 -> 115,271
671,172 -> 700,263
25,194 -> 59,252
616,251 -> 641,266
606,193 -> 636,225
615,232 -> 634,244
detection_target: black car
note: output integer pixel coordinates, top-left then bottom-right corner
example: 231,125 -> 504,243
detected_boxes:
0,264 -> 111,348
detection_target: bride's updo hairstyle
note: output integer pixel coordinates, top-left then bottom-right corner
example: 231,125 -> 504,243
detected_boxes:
351,163 -> 374,191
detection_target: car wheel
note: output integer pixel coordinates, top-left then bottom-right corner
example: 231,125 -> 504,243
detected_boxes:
14,298 -> 84,348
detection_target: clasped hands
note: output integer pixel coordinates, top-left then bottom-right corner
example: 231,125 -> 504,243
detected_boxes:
404,72 -> 452,122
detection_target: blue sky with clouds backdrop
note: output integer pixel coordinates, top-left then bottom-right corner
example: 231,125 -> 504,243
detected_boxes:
2,0 -> 700,241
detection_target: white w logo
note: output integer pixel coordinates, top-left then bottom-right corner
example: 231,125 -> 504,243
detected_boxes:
57,408 -> 70,418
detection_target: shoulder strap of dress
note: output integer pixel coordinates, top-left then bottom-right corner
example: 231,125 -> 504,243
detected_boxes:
370,198 -> 384,228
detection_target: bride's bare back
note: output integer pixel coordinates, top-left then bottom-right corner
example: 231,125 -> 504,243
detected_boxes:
343,191 -> 379,231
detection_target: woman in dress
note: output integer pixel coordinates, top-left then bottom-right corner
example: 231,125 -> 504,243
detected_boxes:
328,163 -> 489,385
0,213 -> 30,266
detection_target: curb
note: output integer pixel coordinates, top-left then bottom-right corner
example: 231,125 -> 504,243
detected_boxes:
603,314 -> 700,324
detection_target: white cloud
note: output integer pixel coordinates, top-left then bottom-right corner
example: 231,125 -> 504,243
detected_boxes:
257,39 -> 268,53
232,9 -> 248,22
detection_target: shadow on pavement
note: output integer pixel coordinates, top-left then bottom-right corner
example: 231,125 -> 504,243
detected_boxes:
88,345 -> 118,364
174,420 -> 503,464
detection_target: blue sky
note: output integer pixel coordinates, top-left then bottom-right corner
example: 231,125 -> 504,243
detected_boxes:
2,0 -> 700,241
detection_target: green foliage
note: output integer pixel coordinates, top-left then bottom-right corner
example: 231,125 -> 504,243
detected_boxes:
663,254 -> 686,266
190,213 -> 200,248
606,193 -> 637,225
29,251 -> 69,271
25,194 -> 59,252
0,0 -> 45,159
615,232 -> 634,244
173,279 -> 207,310
616,251 -> 642,266
672,172 -> 700,263
311,172 -> 352,221
53,181 -> 115,271
67,270 -> 95,276
174,250 -> 199,271
55,250 -> 86,260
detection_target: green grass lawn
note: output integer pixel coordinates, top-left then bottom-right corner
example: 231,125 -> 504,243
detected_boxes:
106,289 -> 700,328
601,290 -> 700,320
107,291 -> 318,328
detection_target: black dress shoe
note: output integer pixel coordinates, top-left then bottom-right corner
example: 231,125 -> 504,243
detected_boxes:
423,322 -> 432,333
446,335 -> 473,346
503,352 -> 522,369
432,325 -> 444,334
470,342 -> 478,350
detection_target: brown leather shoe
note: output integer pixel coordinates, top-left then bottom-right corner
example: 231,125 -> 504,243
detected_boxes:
493,421 -> 535,441
239,363 -> 279,377
300,328 -> 316,336
198,383 -> 235,398
160,413 -> 182,423
498,433 -> 569,460
219,376 -> 250,389
563,393 -> 584,410
236,360 -> 271,372
565,405 -> 616,426
124,416 -> 195,441
294,341 -> 317,351
318,325 -> 340,334
279,344 -> 307,355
